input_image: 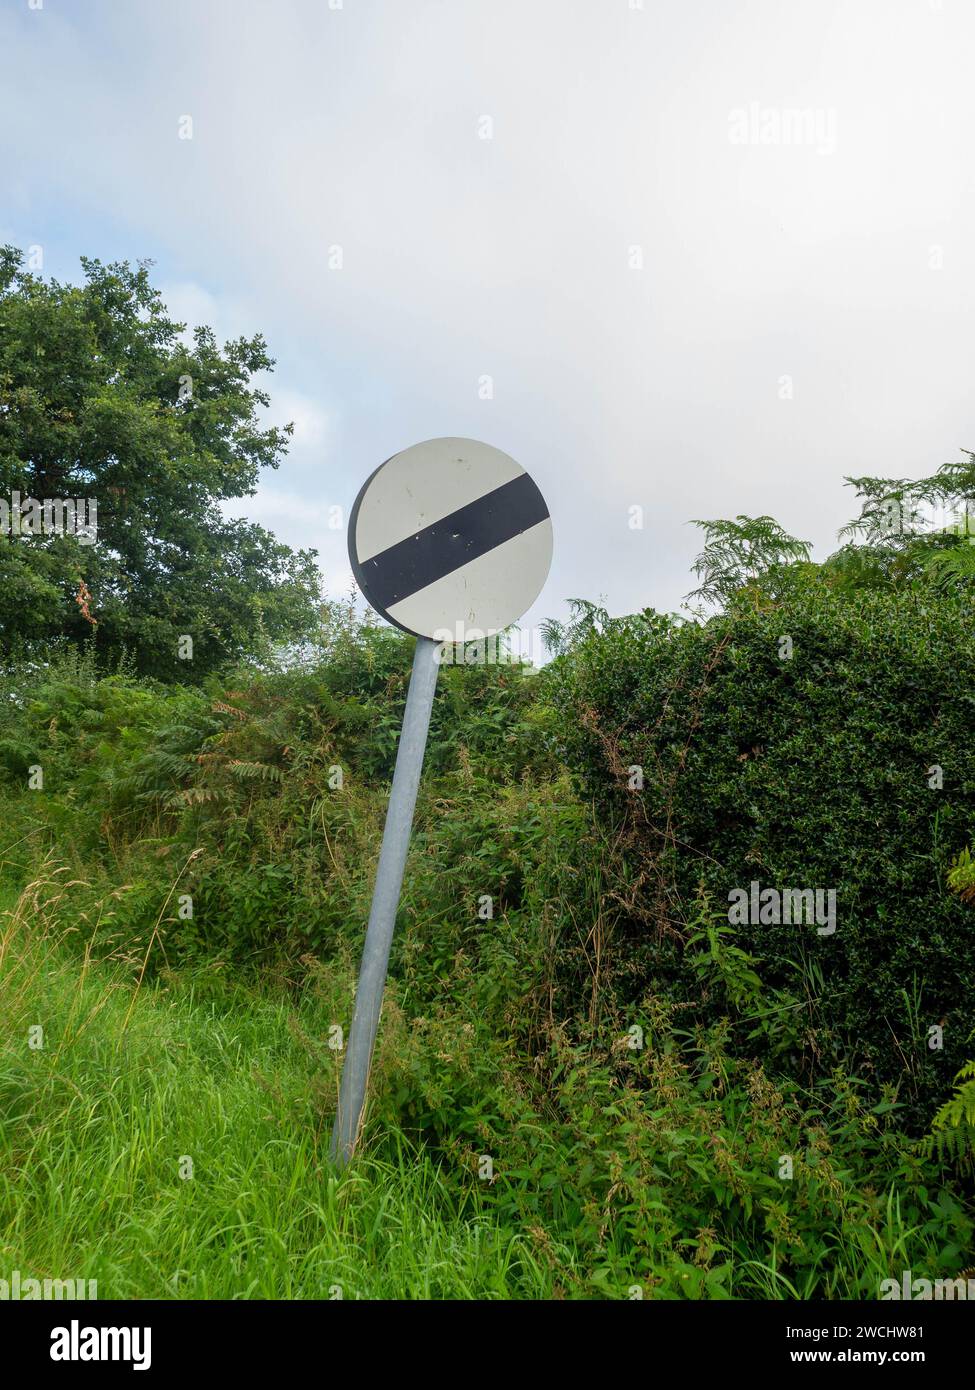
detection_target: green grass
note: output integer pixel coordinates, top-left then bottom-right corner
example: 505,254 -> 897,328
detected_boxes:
2,864 -> 972,1301
0,890 -> 553,1300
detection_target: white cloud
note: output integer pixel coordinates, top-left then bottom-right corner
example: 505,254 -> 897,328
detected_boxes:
3,0 -> 974,625
264,391 -> 331,451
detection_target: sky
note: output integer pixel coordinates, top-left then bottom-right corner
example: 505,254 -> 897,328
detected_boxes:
2,0 -> 974,643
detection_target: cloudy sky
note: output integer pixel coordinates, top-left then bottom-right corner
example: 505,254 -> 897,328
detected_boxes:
2,0 -> 973,639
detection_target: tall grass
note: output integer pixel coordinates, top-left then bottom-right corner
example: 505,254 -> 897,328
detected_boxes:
2,867 -> 969,1300
0,872 -> 553,1299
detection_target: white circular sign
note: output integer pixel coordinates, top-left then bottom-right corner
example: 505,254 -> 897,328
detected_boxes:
349,438 -> 552,641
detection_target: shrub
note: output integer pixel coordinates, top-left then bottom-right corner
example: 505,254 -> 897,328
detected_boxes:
547,584 -> 975,1121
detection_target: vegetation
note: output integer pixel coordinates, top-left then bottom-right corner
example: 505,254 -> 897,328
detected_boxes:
546,582 -> 975,1122
1,590 -> 973,1298
1,255 -> 974,1299
0,247 -> 319,678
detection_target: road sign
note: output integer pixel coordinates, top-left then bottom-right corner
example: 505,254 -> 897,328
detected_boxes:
330,439 -> 552,1167
348,436 -> 553,641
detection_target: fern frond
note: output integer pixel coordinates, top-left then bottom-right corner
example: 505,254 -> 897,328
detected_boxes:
923,541 -> 975,592
227,760 -> 284,782
920,1060 -> 975,1173
948,848 -> 975,904
163,787 -> 224,807
212,700 -> 249,720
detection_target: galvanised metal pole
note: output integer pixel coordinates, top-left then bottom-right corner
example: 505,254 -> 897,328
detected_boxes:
330,635 -> 440,1167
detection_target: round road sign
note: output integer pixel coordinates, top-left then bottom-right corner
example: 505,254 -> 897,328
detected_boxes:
348,437 -> 552,640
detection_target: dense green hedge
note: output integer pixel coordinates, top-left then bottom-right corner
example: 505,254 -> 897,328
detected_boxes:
549,588 -> 975,1119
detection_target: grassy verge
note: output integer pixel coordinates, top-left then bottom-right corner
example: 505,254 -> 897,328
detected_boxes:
0,879 -> 554,1300
3,866 -> 971,1300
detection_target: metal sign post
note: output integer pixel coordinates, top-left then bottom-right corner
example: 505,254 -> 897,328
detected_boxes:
329,634 -> 439,1166
330,437 -> 552,1167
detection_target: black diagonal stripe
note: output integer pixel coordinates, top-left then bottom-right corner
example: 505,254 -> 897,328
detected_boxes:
357,472 -> 549,614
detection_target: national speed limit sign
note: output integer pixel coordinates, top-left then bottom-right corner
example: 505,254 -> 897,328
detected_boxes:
349,437 -> 552,640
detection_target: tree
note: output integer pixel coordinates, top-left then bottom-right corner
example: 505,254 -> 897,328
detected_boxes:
0,246 -> 321,678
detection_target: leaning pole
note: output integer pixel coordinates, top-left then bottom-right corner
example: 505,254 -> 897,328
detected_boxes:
329,437 -> 553,1167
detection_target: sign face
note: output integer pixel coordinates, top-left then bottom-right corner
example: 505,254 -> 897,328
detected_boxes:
349,437 -> 552,640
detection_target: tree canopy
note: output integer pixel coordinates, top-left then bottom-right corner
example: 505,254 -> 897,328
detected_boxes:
0,247 -> 321,678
